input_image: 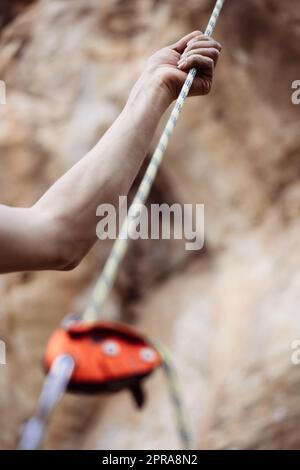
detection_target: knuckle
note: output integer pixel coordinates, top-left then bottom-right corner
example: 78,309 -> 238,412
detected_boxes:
204,57 -> 214,67
211,48 -> 220,58
187,38 -> 198,49
213,40 -> 222,51
186,44 -> 197,55
207,40 -> 216,48
188,33 -> 203,45
187,40 -> 196,48
189,31 -> 202,42
195,40 -> 203,48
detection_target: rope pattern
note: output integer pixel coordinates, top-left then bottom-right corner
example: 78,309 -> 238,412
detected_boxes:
84,0 -> 226,323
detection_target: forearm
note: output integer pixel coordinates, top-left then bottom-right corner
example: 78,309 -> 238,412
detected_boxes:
0,76 -> 169,273
33,75 -> 170,266
0,30 -> 220,273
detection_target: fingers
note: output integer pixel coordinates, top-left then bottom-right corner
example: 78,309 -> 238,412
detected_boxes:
170,30 -> 203,54
185,35 -> 222,54
178,54 -> 214,73
186,47 -> 220,65
192,75 -> 212,96
177,34 -> 222,71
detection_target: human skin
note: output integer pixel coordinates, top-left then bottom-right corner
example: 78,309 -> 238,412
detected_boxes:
0,31 -> 221,273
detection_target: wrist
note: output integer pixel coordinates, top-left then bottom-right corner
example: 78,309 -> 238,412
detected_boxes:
126,71 -> 172,114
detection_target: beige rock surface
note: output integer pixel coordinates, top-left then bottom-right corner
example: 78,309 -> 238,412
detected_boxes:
0,0 -> 300,449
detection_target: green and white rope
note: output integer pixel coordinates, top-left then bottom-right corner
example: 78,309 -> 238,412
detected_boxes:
83,0 -> 226,323
153,340 -> 193,450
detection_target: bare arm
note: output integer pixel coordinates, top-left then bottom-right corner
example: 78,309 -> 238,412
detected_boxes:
0,31 -> 221,273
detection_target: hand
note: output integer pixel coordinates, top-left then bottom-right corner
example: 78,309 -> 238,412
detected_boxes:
145,31 -> 222,104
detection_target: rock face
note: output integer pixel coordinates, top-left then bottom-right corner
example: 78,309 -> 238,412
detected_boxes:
0,0 -> 300,450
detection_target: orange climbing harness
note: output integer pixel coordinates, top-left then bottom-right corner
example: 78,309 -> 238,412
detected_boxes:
19,0 -> 225,451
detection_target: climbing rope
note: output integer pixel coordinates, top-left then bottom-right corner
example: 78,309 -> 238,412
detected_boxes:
153,341 -> 193,449
19,355 -> 75,450
19,0 -> 225,451
83,0 -> 226,323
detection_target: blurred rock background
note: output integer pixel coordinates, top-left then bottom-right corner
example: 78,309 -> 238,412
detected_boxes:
0,0 -> 300,450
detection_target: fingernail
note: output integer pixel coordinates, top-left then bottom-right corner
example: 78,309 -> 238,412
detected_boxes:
178,58 -> 187,68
